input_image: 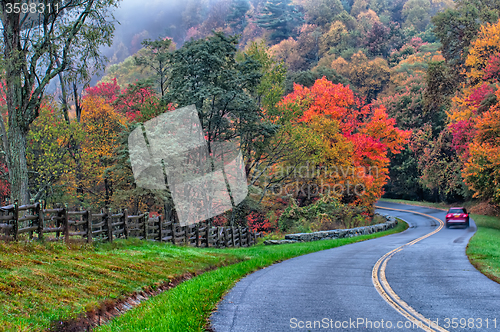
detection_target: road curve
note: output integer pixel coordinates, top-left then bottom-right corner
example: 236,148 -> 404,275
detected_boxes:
210,201 -> 500,331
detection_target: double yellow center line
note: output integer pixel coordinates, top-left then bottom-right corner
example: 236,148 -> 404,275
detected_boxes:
372,206 -> 450,332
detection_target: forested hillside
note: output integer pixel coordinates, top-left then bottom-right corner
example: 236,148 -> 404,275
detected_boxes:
1,0 -> 499,234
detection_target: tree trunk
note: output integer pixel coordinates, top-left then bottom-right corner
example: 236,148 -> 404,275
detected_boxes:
2,9 -> 31,205
7,125 -> 29,205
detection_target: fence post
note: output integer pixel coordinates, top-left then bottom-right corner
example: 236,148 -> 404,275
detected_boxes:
62,204 -> 69,243
219,227 -> 224,248
232,226 -> 237,247
169,221 -> 175,245
122,209 -> 129,239
205,222 -> 212,248
237,227 -> 242,247
13,201 -> 19,241
228,228 -> 233,247
240,227 -> 244,247
157,215 -> 163,242
172,223 -> 176,245
86,209 -> 92,244
36,202 -> 43,241
195,223 -> 200,247
105,208 -> 113,243
184,225 -> 189,245
55,204 -> 61,240
218,227 -> 224,248
143,212 -> 149,240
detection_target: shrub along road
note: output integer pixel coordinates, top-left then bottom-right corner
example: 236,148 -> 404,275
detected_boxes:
211,202 -> 500,331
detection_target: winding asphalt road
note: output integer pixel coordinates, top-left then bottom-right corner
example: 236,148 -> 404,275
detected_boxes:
210,201 -> 500,331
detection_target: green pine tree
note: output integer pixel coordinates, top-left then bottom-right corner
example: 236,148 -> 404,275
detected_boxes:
227,0 -> 251,34
256,0 -> 304,43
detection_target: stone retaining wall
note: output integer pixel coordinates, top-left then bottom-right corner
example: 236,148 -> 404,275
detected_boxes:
264,215 -> 398,245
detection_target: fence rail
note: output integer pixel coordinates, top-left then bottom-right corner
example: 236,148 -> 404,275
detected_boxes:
0,202 -> 261,248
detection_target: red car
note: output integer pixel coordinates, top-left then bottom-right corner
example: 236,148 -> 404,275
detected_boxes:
445,207 -> 470,228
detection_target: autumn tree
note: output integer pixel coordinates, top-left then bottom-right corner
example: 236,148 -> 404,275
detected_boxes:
269,37 -> 305,71
114,82 -> 162,122
302,0 -> 345,27
274,78 -> 410,207
432,0 -> 500,75
363,22 -> 390,57
446,20 -> 500,204
411,126 -> 470,202
424,61 -> 457,115
106,92 -> 175,214
375,74 -> 449,200
350,0 -> 368,17
285,66 -> 348,94
0,0 -> 119,204
102,52 -> 154,89
463,91 -> 500,204
356,9 -> 381,35
447,20 -> 500,159
331,51 -> 390,102
268,24 -> 322,71
464,20 -> 500,86
27,100 -> 82,203
319,21 -> 349,57
85,79 -> 121,105
77,95 -> 126,207
242,39 -> 287,112
402,0 -> 431,31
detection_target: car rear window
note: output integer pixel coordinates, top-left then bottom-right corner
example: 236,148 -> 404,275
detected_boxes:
449,208 -> 465,213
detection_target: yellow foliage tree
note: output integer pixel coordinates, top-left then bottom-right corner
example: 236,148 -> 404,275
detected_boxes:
356,9 -> 380,35
269,37 -> 306,71
465,19 -> 500,86
449,19 -> 500,123
74,96 -> 126,207
331,51 -> 390,101
350,0 -> 368,17
319,21 -> 348,57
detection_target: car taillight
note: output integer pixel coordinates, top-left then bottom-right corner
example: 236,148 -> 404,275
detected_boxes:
446,214 -> 452,218
462,214 -> 468,218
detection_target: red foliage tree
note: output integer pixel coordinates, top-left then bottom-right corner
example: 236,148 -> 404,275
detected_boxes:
246,211 -> 275,234
277,78 -> 410,207
84,78 -> 121,104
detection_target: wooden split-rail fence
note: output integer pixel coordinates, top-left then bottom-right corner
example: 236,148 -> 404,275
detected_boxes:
0,202 -> 261,248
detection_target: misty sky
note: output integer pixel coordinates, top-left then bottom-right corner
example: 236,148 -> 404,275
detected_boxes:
103,0 -> 188,62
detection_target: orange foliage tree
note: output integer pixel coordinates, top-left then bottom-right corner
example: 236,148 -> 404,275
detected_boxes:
274,78 -> 410,208
463,89 -> 500,204
447,19 -> 500,204
71,95 -> 126,207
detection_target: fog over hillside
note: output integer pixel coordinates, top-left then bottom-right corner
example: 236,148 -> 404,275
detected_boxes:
102,0 -> 187,64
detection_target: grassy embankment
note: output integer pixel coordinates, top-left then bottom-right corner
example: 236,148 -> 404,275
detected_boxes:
0,239 -> 241,332
379,198 -> 500,284
93,221 -> 408,332
0,220 -> 407,332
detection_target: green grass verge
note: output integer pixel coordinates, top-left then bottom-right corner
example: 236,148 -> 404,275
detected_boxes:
466,214 -> 500,284
379,198 -> 500,285
0,239 -> 242,332
378,198 -> 449,210
94,221 -> 408,332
